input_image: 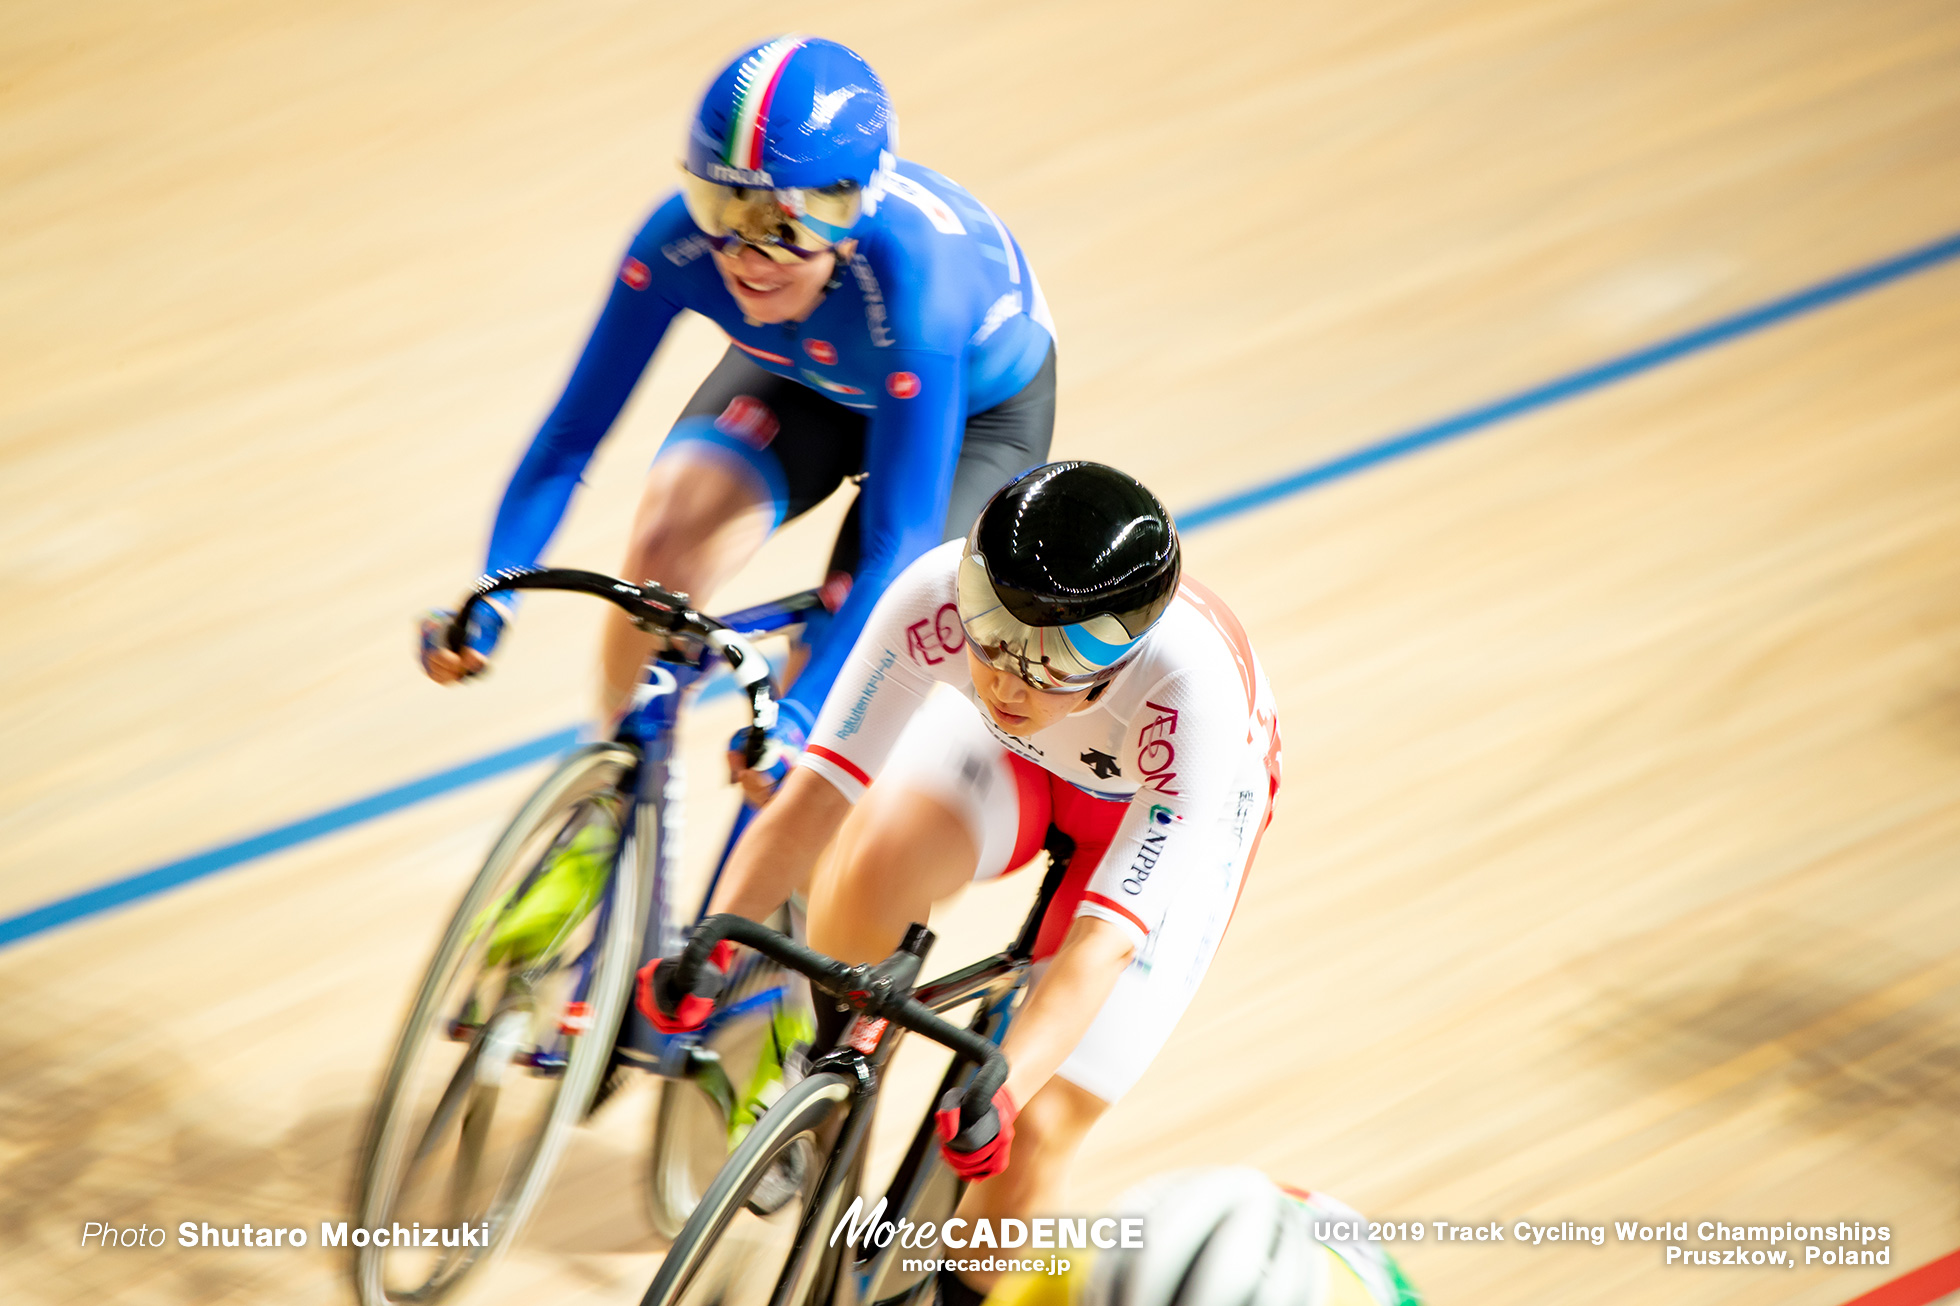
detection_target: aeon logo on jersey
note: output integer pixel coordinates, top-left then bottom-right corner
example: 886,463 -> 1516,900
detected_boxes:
1136,700 -> 1180,795
886,371 -> 921,400
904,603 -> 964,665
715,396 -> 780,450
803,339 -> 838,365
619,257 -> 652,290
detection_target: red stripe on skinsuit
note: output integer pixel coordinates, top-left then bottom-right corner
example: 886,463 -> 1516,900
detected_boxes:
1178,577 -> 1256,716
805,744 -> 871,789
1081,890 -> 1149,937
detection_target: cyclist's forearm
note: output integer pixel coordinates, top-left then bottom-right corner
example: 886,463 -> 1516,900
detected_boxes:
486,439 -> 589,573
998,916 -> 1134,1104
708,768 -> 851,920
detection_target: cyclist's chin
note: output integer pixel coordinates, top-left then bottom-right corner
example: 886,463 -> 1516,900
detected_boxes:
981,700 -> 1038,735
718,258 -> 832,323
729,284 -> 803,322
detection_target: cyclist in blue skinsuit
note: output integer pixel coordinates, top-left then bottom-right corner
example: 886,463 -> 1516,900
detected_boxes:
424,35 -> 1057,812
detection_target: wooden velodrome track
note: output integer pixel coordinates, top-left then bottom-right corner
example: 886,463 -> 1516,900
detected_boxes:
5,1 -> 1959,1302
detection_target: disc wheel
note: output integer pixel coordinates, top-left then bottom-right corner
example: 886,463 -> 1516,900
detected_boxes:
352,742 -> 642,1306
639,1070 -> 853,1306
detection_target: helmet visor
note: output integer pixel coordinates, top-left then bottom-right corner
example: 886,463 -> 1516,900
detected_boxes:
680,170 -> 862,264
956,549 -> 1148,691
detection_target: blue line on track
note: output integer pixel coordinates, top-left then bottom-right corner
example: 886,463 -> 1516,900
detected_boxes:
1177,225 -> 1960,530
0,728 -> 580,948
6,224 -> 1959,952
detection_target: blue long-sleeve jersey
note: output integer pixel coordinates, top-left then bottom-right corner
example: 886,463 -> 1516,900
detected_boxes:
487,160 -> 1054,721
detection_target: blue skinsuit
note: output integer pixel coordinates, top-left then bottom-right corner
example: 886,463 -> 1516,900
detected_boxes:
485,160 -> 1054,722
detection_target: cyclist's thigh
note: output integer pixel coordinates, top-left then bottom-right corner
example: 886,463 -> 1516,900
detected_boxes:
874,687 -> 1052,881
1050,755 -> 1269,1103
824,344 -> 1055,579
942,343 -> 1055,538
657,345 -> 868,530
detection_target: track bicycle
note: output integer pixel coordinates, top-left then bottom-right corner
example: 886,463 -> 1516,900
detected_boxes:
637,843 -> 1078,1306
352,567 -> 827,1306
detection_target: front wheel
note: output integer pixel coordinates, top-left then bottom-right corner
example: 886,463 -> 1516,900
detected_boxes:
639,1070 -> 854,1306
352,742 -> 642,1306
646,943 -> 812,1237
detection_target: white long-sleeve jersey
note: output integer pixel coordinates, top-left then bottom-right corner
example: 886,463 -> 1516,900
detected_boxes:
800,539 -> 1282,954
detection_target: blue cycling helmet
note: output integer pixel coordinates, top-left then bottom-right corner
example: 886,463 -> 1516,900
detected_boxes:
681,36 -> 895,259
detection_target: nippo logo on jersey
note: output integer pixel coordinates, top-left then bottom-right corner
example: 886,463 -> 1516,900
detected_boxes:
886,371 -> 921,399
714,395 -> 780,450
804,339 -> 838,365
618,257 -> 652,290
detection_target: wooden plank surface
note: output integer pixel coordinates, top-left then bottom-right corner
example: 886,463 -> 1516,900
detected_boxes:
4,2 -> 1958,1302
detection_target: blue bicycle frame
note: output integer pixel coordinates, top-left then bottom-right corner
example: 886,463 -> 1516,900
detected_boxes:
607,587 -> 826,1074
441,570 -> 826,1081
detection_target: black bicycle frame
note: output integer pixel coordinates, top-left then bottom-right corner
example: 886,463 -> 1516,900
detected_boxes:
672,835 -> 1077,1306
837,829 -> 1076,1306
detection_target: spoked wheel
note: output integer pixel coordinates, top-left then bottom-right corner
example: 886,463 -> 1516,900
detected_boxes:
353,742 -> 642,1306
639,1070 -> 853,1306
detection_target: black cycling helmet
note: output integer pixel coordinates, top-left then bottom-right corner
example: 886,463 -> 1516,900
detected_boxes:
956,461 -> 1181,690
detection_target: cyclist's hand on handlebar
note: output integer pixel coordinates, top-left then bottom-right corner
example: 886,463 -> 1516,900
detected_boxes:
935,1085 -> 1019,1181
726,701 -> 813,807
419,621 -> 486,683
417,597 -> 511,684
635,939 -> 737,1034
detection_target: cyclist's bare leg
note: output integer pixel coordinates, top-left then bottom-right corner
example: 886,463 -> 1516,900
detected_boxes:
952,1077 -> 1108,1288
805,785 -> 979,964
599,451 -> 775,720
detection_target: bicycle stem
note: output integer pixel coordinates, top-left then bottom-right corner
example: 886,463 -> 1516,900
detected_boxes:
445,566 -> 780,767
680,913 -> 1010,1128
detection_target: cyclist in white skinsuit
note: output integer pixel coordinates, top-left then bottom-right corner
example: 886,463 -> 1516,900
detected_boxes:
800,537 -> 1281,1100
638,462 -> 1281,1304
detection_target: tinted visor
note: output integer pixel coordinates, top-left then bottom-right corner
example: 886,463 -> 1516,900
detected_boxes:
680,170 -> 863,264
957,548 -> 1153,691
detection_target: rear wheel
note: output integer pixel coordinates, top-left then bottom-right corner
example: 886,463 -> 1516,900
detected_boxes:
352,742 -> 642,1306
639,1070 -> 854,1306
